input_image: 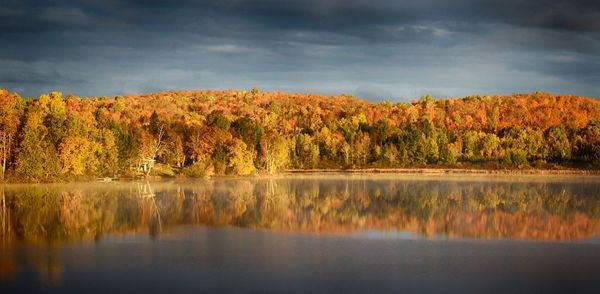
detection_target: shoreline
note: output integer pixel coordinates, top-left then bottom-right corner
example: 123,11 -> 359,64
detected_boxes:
283,168 -> 600,175
1,167 -> 599,184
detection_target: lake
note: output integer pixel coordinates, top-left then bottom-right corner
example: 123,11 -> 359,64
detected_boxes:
1,174 -> 599,293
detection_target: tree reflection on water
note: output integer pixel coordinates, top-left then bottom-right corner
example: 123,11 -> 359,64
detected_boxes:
1,176 -> 599,243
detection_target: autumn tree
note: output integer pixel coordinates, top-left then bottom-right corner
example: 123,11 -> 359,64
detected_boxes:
0,90 -> 24,179
98,129 -> 119,176
353,132 -> 371,166
59,136 -> 99,176
295,134 -> 320,168
261,132 -> 289,174
163,132 -> 186,168
228,139 -> 256,175
437,131 -> 456,164
113,126 -> 138,171
207,111 -> 231,132
39,92 -> 67,147
15,110 -> 60,180
546,125 -> 572,162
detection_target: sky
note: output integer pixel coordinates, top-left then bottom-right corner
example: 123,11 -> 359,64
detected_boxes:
1,0 -> 599,101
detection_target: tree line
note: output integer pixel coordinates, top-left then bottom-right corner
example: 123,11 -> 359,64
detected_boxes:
0,88 -> 599,181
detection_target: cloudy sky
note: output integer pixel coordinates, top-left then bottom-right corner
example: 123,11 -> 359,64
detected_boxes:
1,0 -> 599,101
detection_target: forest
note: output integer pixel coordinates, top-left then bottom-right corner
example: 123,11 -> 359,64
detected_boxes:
1,88 -> 599,182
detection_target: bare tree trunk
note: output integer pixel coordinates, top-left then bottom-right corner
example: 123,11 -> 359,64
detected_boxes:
1,133 -> 6,180
146,126 -> 165,176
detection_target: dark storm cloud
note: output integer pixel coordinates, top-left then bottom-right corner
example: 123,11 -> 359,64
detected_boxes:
0,0 -> 599,100
4,1 -> 599,35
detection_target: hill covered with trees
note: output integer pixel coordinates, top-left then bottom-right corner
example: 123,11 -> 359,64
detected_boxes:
1,88 -> 599,181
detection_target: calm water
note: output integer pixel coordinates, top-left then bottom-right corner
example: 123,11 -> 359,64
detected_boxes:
1,174 -> 599,293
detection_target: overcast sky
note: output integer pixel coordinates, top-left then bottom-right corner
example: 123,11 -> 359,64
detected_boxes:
1,0 -> 599,101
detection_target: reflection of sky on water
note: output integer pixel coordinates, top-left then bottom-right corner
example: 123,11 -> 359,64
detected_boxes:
2,214 -> 600,293
352,230 -> 600,244
352,230 -> 454,241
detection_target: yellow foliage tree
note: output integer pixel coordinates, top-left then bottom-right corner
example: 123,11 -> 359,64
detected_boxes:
0,90 -> 23,179
228,139 -> 255,175
59,136 -> 99,176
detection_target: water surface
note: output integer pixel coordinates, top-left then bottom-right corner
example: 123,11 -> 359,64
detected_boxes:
1,174 -> 599,293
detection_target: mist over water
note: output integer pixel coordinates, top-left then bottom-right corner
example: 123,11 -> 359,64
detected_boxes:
1,174 -> 599,292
